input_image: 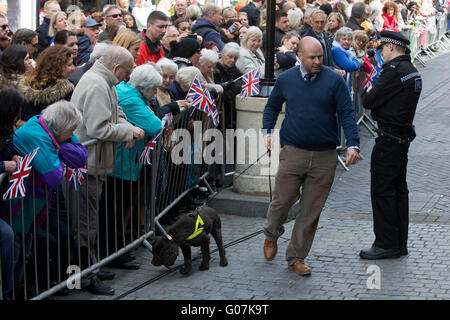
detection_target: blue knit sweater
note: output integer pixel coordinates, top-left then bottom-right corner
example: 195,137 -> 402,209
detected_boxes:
262,66 -> 360,151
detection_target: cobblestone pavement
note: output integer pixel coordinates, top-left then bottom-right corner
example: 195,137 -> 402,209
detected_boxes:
54,51 -> 450,300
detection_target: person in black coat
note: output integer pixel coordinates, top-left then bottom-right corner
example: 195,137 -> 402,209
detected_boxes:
360,31 -> 422,260
18,46 -> 75,121
36,0 -> 61,54
303,10 -> 336,69
213,42 -> 242,130
239,0 -> 265,27
345,2 -> 366,31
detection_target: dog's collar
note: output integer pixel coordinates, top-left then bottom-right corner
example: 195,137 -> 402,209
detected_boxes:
186,214 -> 205,241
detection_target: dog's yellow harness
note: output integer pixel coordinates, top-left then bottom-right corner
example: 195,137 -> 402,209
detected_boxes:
186,213 -> 205,241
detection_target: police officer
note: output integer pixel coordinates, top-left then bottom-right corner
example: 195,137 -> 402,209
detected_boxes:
360,31 -> 422,260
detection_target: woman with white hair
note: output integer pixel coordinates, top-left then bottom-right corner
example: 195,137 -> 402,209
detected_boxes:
331,27 -> 360,73
287,8 -> 303,32
198,48 -> 224,96
214,42 -> 242,129
236,26 -> 265,76
185,4 -> 202,25
156,57 -> 179,110
11,100 -> 87,287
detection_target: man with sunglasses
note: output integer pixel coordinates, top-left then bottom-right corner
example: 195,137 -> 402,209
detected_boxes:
0,14 -> 10,61
98,5 -> 123,42
136,10 -> 170,65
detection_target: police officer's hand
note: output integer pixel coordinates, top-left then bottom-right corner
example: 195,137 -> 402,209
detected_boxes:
345,148 -> 360,166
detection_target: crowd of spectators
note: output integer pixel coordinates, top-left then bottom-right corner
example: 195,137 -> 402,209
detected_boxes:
0,0 -> 448,300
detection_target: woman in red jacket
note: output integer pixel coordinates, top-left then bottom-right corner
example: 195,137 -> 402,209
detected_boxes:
382,1 -> 400,32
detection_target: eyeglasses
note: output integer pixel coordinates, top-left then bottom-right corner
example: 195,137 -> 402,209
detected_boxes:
0,24 -> 8,30
108,13 -> 122,18
180,26 -> 190,31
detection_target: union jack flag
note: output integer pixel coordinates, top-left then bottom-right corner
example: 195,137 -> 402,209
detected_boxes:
64,164 -> 87,190
413,23 -> 427,36
2,148 -> 39,200
186,76 -> 209,114
205,88 -> 219,127
363,64 -> 378,89
240,68 -> 260,99
139,131 -> 161,165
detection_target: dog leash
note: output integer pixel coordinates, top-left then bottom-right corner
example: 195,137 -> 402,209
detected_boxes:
196,149 -> 273,211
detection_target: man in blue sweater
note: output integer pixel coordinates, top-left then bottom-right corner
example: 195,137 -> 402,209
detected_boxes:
262,37 -> 360,276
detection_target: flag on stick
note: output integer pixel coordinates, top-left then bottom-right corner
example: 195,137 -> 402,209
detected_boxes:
3,148 -> 39,200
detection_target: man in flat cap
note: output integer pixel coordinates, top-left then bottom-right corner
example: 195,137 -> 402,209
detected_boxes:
360,31 -> 422,260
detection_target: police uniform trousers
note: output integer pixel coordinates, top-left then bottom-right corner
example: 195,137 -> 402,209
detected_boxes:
264,146 -> 337,266
371,136 -> 410,251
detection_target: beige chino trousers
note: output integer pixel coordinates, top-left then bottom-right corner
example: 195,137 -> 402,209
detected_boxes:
263,145 -> 338,266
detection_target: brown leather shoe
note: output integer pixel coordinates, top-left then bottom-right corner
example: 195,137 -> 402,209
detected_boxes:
263,239 -> 277,260
288,260 -> 311,276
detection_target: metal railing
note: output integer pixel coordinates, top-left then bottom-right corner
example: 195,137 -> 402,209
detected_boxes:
1,15 -> 449,299
0,105 -> 216,300
404,13 -> 449,66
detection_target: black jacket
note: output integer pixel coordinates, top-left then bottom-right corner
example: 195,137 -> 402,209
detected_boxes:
18,78 -> 74,121
262,27 -> 285,52
213,62 -> 242,129
239,2 -> 261,27
36,17 -> 51,54
362,55 -> 422,136
345,17 -> 364,31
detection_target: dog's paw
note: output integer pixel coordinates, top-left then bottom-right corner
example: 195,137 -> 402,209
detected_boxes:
199,263 -> 210,271
180,266 -> 191,275
220,258 -> 228,267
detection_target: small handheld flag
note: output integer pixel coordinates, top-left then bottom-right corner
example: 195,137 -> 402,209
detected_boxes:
186,76 -> 209,114
64,165 -> 87,190
140,131 -> 162,165
240,68 -> 260,99
3,148 -> 39,200
205,88 -> 219,127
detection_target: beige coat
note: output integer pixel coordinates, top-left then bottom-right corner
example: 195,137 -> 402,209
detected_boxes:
236,47 -> 265,77
71,60 -> 133,175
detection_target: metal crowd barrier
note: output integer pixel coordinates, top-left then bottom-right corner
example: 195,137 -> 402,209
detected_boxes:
405,13 -> 449,66
0,105 -> 217,300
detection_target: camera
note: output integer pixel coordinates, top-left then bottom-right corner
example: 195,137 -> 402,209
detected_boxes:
227,22 -> 240,35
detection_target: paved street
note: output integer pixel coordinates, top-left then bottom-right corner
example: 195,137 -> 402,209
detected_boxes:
55,50 -> 450,301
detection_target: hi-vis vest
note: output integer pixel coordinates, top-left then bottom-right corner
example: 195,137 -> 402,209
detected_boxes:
186,213 -> 205,240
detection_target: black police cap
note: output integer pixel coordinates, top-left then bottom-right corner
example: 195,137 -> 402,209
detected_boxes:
379,30 -> 410,49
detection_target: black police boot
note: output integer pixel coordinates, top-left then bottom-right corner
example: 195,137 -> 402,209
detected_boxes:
359,246 -> 401,260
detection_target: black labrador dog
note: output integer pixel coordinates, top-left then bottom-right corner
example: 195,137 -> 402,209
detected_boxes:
149,207 -> 228,275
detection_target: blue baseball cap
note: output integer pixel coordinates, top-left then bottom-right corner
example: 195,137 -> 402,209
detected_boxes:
86,17 -> 102,28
